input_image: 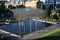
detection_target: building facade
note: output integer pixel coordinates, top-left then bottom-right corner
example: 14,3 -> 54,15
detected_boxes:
40,0 -> 60,9
25,1 -> 37,8
40,0 -> 60,6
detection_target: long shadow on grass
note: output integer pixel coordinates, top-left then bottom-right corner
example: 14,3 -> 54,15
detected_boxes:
34,36 -> 60,40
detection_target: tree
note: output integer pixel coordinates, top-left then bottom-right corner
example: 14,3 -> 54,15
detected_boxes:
37,0 -> 43,9
0,3 -> 14,22
55,9 -> 60,13
0,3 -> 6,10
46,6 -> 51,17
50,12 -> 58,21
16,5 -> 26,8
8,5 -> 16,9
42,4 -> 46,9
52,14 -> 58,21
49,4 -> 53,10
4,9 -> 14,20
55,9 -> 60,20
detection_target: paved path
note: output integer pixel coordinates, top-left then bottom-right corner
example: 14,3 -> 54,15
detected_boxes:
0,31 -> 20,40
21,23 -> 60,40
0,22 -> 60,40
0,29 -> 20,38
0,23 -> 60,40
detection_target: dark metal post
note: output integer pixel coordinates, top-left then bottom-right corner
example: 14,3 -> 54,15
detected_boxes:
35,12 -> 37,32
18,20 -> 21,39
30,18 -> 32,33
23,21 -> 25,35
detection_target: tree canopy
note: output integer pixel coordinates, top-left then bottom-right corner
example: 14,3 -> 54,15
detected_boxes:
0,3 -> 14,21
45,6 -> 51,17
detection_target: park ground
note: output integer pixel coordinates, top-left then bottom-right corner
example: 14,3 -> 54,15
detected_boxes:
35,28 -> 60,40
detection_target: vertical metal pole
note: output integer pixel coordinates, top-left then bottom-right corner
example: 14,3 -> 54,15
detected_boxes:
22,21 -> 25,35
22,21 -> 23,26
35,10 -> 37,32
30,13 -> 32,33
22,0 -> 24,5
53,0 -> 54,10
41,1 -> 42,20
18,0 -> 20,4
18,21 -> 21,39
55,0 -> 56,10
10,0 -> 11,3
2,14 -> 3,20
41,0 -> 43,30
24,21 -> 25,35
30,18 -> 32,33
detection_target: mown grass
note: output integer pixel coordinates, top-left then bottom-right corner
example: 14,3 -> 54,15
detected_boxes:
35,28 -> 60,40
0,35 -> 7,40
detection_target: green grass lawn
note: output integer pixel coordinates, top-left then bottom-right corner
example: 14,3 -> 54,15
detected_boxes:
35,28 -> 60,40
0,35 -> 7,40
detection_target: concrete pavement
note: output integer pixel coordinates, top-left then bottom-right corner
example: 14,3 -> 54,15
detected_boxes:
21,23 -> 60,40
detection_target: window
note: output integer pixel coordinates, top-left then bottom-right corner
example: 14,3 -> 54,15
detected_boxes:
57,0 -> 60,2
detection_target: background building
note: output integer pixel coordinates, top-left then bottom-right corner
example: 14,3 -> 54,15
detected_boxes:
25,1 -> 37,8
40,0 -> 60,9
0,0 -> 60,9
